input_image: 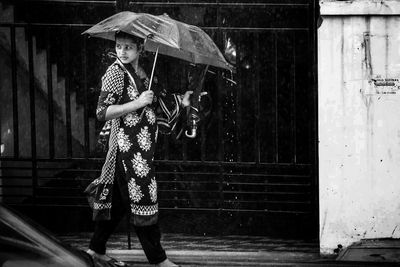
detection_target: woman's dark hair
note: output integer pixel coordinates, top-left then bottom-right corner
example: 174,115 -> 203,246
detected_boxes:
115,31 -> 143,45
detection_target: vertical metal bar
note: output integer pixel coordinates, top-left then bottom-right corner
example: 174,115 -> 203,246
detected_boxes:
126,215 -> 131,249
236,33 -> 242,163
122,17 -> 133,242
215,8 -> 224,215
163,59 -> 170,161
46,29 -> 55,159
0,79 -> 1,155
173,166 -> 178,208
215,36 -> 224,162
64,28 -> 72,158
215,8 -> 223,163
11,26 -> 19,158
274,32 -> 279,163
310,0 -> 319,238
218,164 -> 224,216
182,130 -> 187,161
163,135 -> 169,160
217,74 -> 224,161
199,61 -> 206,162
0,94 -> 1,156
82,37 -> 90,158
200,118 -> 206,162
253,32 -> 260,164
181,67 -> 187,162
27,27 -> 38,204
292,32 -> 297,164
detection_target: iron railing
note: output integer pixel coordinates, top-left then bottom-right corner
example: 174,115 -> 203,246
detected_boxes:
0,0 -> 318,237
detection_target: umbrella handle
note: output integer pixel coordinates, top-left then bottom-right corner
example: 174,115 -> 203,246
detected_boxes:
148,46 -> 159,91
139,46 -> 159,120
185,118 -> 198,138
185,128 -> 197,138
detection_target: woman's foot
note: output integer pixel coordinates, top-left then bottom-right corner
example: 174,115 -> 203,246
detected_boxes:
86,249 -> 109,261
155,258 -> 179,267
86,249 -> 127,266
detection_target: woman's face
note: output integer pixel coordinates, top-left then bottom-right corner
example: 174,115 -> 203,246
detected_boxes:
115,36 -> 140,64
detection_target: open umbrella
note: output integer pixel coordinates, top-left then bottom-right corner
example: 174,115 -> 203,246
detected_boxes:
81,11 -> 179,49
143,13 -> 233,71
82,11 -> 233,74
82,11 -> 180,90
83,11 -> 233,137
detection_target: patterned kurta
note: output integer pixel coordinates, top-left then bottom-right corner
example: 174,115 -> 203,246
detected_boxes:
89,59 -> 162,224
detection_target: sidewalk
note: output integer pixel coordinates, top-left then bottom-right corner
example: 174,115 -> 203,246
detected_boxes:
58,233 -> 397,266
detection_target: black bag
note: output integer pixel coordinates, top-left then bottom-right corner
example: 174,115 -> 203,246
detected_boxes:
84,181 -> 97,209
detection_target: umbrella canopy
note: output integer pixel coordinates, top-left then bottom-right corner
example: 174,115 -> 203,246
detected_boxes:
144,14 -> 233,71
82,11 -> 179,49
82,11 -> 233,71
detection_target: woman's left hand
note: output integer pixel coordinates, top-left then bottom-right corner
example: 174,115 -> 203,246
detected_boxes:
181,91 -> 193,107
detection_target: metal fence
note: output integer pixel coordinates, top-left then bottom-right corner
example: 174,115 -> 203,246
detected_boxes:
0,0 -> 318,236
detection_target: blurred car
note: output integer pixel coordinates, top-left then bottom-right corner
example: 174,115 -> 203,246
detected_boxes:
0,204 -> 110,267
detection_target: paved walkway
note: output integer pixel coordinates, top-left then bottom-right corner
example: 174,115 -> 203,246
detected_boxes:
59,233 -> 327,266
59,232 -> 319,253
58,233 -> 399,266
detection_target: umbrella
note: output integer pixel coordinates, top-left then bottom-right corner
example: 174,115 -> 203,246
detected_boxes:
82,11 -> 233,72
143,13 -> 233,71
82,11 -> 179,49
82,11 -> 178,89
83,11 -> 233,137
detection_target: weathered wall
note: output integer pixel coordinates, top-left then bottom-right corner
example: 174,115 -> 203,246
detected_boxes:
319,0 -> 400,254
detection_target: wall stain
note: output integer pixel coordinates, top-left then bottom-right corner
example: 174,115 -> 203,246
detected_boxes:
320,210 -> 328,241
391,225 -> 398,237
361,24 -> 375,184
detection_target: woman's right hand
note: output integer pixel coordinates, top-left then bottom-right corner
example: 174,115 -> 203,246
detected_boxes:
136,90 -> 154,108
104,90 -> 154,121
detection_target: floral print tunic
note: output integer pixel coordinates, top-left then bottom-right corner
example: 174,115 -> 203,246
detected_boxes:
92,60 -> 159,222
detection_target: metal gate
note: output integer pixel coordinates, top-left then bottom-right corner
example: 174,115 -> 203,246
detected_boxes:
0,0 -> 318,238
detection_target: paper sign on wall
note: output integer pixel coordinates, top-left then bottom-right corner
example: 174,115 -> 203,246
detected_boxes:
372,77 -> 400,95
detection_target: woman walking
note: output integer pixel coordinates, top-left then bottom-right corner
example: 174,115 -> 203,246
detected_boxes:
86,31 -> 190,267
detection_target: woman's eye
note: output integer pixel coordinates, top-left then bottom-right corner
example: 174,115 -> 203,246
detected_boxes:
116,44 -> 135,50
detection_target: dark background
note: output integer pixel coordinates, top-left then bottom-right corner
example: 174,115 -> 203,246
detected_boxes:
0,0 -> 319,240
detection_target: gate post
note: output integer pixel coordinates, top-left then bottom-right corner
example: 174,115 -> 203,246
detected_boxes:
115,0 -> 133,251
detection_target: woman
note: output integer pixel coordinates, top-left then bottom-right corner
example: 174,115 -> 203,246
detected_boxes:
86,31 -> 191,267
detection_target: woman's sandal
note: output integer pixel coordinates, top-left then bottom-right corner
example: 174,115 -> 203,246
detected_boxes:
87,250 -> 127,267
106,257 -> 127,267
155,258 -> 180,267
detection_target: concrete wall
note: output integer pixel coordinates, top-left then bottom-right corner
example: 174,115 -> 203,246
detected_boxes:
319,0 -> 400,254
